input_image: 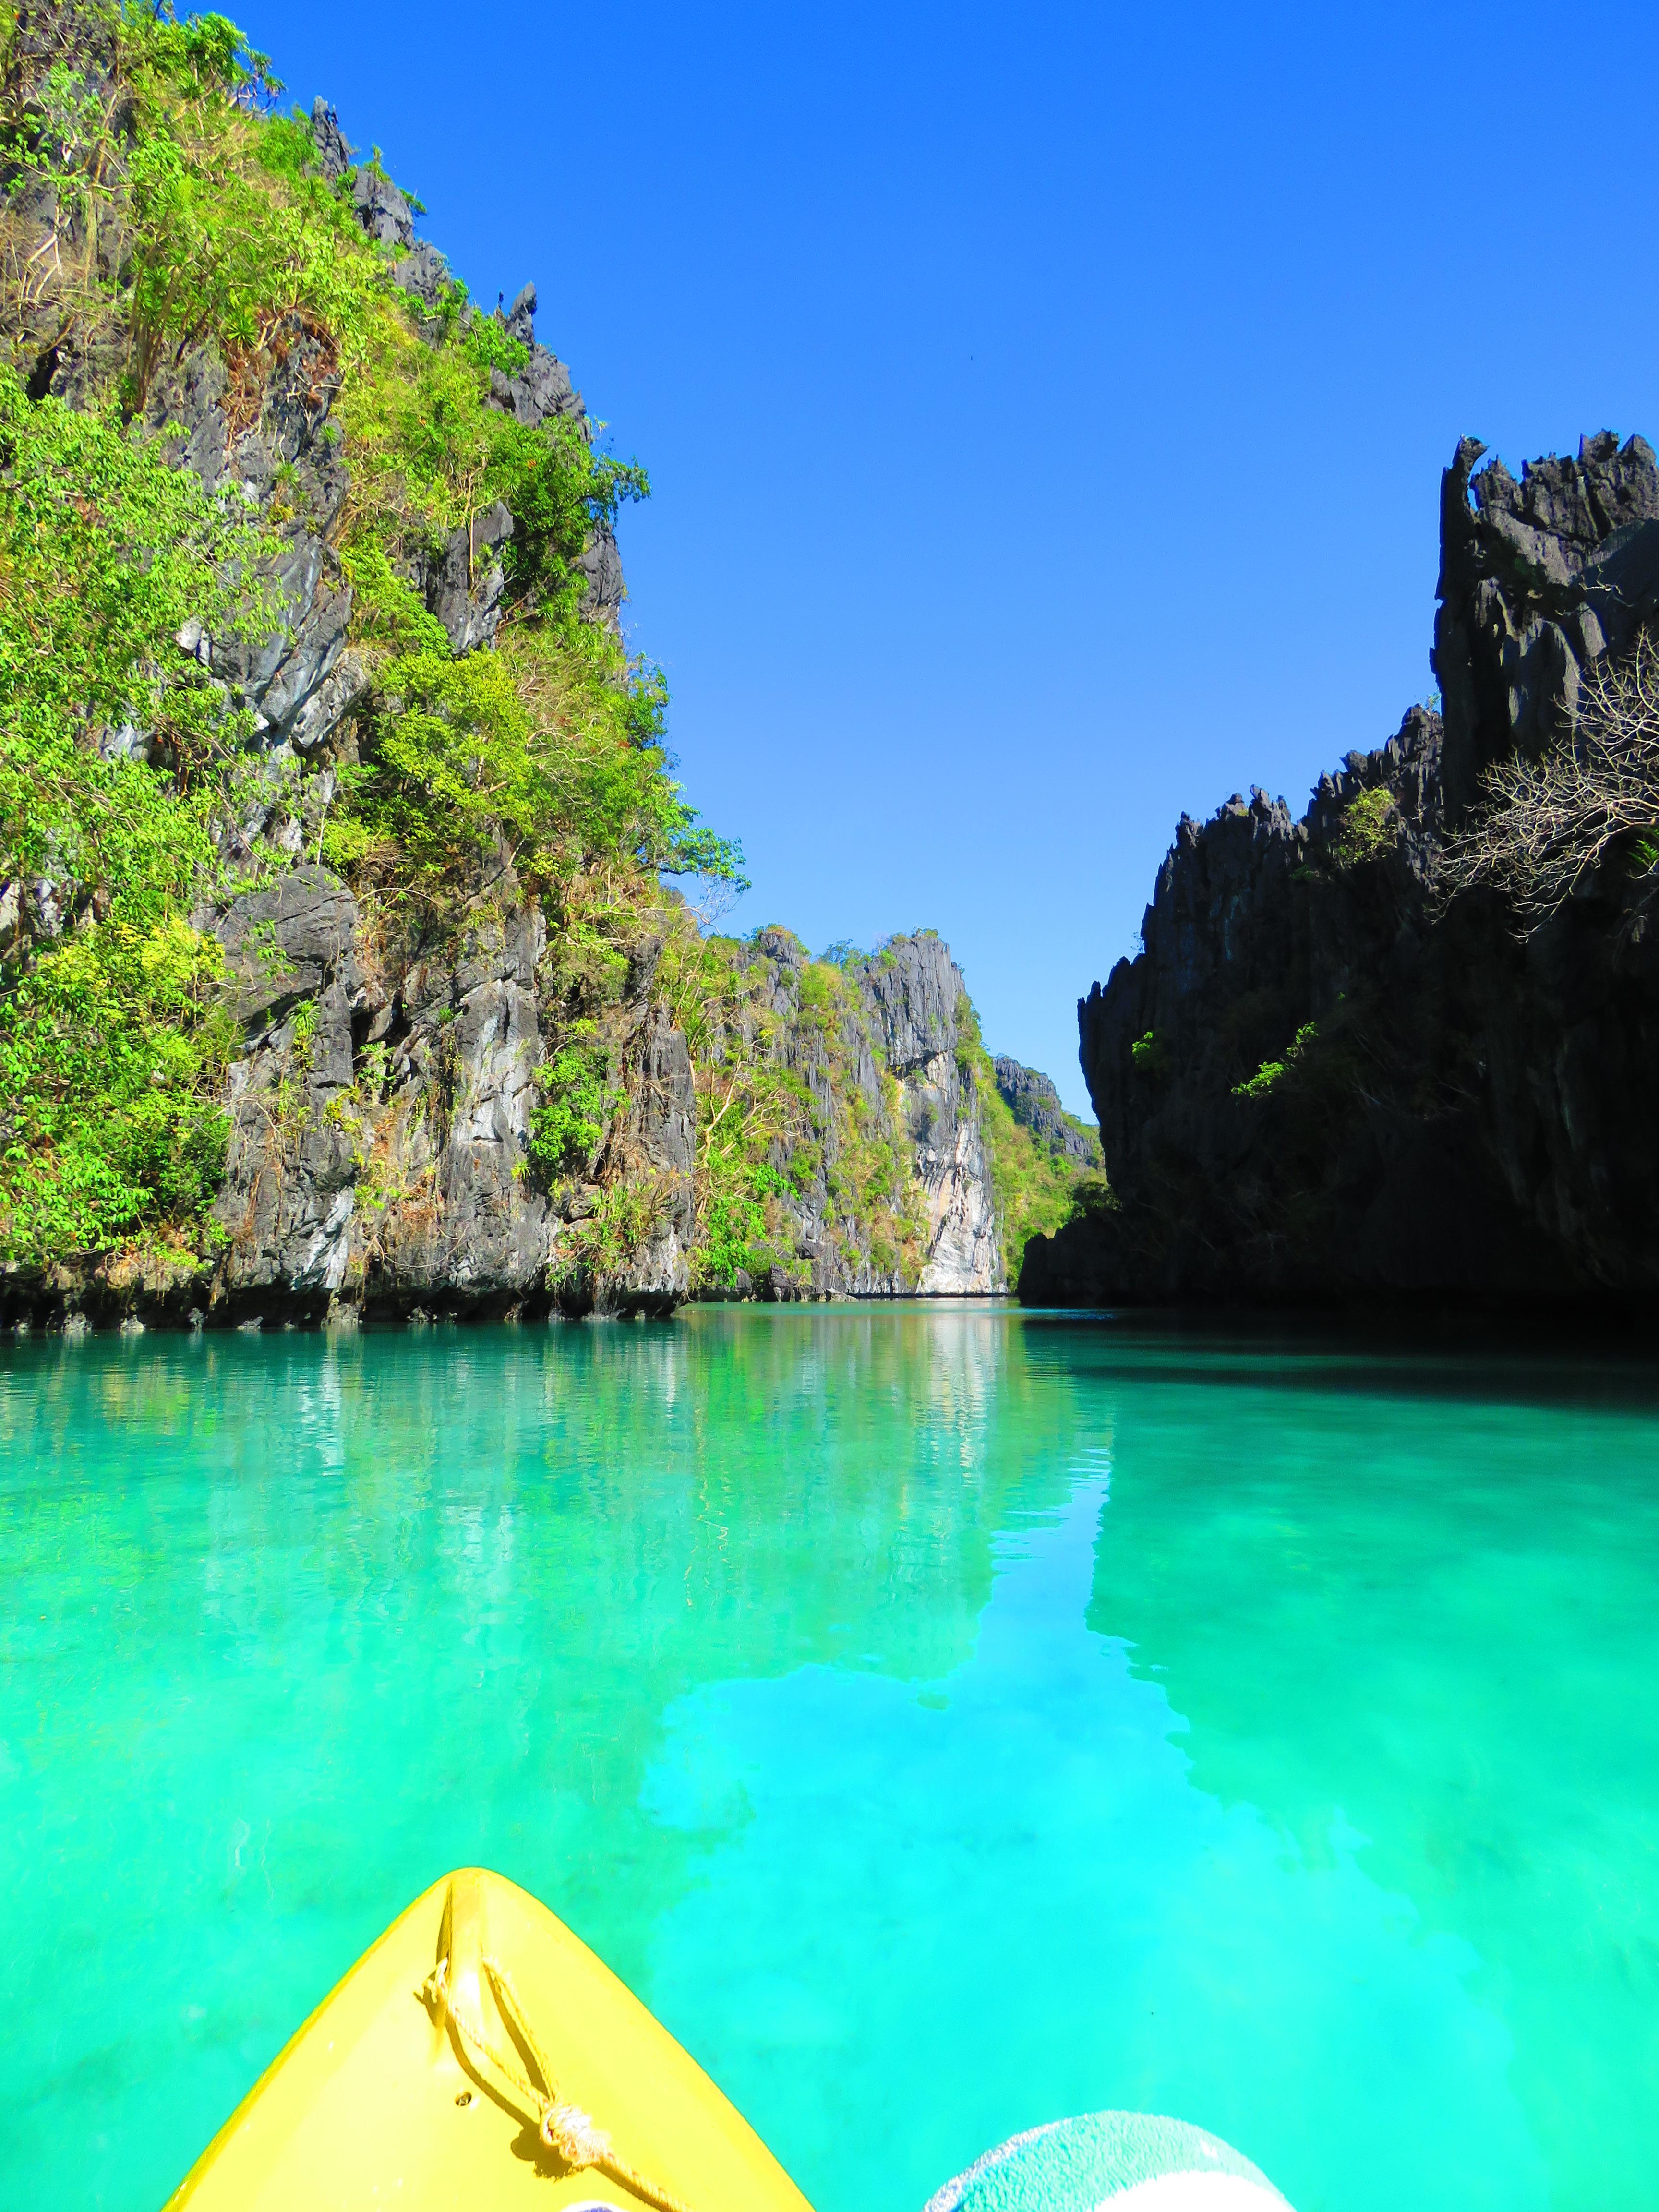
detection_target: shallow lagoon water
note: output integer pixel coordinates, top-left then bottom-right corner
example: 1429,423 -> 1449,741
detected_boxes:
2,1305 -> 1657,2212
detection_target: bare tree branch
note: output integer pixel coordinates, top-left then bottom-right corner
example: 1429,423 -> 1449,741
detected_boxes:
1437,627 -> 1659,929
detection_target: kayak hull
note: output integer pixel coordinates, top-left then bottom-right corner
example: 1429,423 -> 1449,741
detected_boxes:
166,1867 -> 815,2212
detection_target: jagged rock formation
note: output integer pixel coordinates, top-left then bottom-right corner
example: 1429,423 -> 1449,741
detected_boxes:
0,5 -> 723,1330
863,934 -> 1003,1293
9,908 -> 1009,1326
36,858 -> 699,1326
992,1058 -> 1101,1169
1023,430 -> 1659,1306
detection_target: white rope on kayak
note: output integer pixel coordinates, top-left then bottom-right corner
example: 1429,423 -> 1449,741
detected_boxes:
419,1950 -> 697,2212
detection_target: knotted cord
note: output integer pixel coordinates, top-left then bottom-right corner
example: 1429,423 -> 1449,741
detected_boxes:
419,1949 -> 697,2212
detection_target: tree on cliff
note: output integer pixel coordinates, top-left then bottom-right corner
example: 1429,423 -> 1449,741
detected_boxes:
1440,628 -> 1659,928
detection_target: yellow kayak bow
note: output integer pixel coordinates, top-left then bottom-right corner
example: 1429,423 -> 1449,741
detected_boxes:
167,1867 -> 816,2212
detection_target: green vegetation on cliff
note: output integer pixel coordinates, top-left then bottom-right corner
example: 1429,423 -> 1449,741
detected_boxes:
955,1005 -> 1097,1276
0,366 -> 266,1254
0,3 -> 739,1264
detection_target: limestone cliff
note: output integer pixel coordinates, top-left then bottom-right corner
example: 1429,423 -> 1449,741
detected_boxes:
201,866 -> 696,1322
0,10 -> 1059,1329
0,10 -> 692,1326
674,927 -> 1003,1301
1023,430 -> 1659,1306
858,934 -> 1003,1293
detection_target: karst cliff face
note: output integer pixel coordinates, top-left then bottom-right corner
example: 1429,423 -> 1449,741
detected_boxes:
0,8 -> 1067,1327
0,15 -> 679,1325
108,898 -> 1004,1327
204,866 -> 697,1322
1022,430 -> 1659,1306
162,216 -> 679,1319
858,935 -> 1003,1293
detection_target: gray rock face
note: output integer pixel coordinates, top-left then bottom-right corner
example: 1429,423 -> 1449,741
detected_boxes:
1025,430 -> 1659,1307
418,501 -> 515,655
993,1058 -> 1102,1167
310,98 -> 352,183
215,863 -> 358,1025
213,868 -> 363,1298
366,908 -> 551,1300
585,1003 -> 697,1313
114,116 -> 631,760
575,524 -> 625,629
1435,431 -> 1659,813
394,240 -> 450,313
480,281 -> 625,628
351,165 -> 415,249
290,650 -> 367,755
487,284 -> 583,430
207,868 -> 695,1319
854,935 -> 1001,1294
707,928 -> 893,1299
145,320 -> 354,756
858,932 -> 960,1070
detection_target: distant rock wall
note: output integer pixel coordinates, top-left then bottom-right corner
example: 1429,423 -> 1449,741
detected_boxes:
700,929 -> 1004,1300
5,894 -> 1011,1327
992,1058 -> 1101,1169
864,937 -> 1002,1294
1023,431 -> 1659,1306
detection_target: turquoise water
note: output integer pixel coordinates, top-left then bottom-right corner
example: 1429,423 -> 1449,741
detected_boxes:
3,1308 -> 1657,2212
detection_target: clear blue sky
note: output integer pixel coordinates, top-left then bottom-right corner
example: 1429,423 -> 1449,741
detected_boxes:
247,0 -> 1656,1113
